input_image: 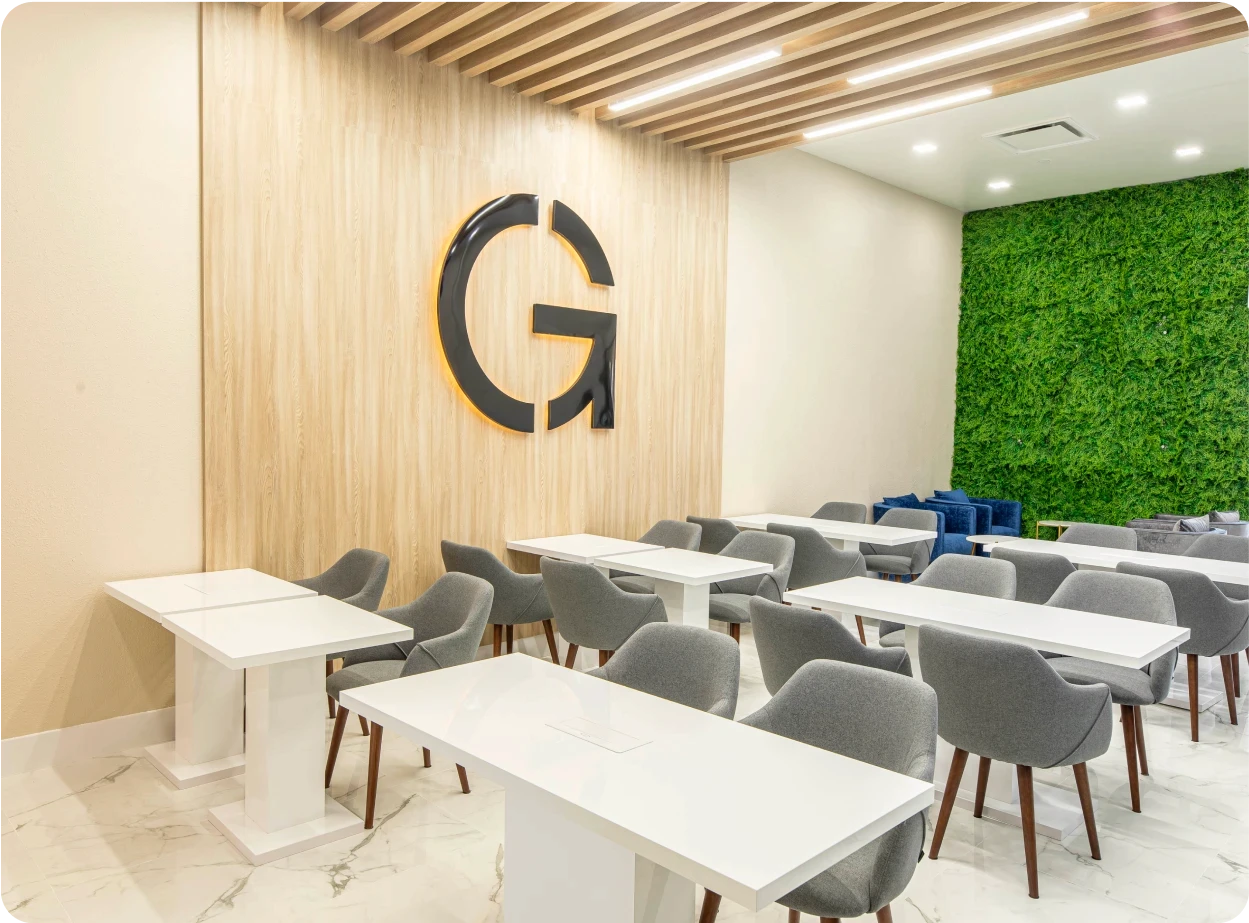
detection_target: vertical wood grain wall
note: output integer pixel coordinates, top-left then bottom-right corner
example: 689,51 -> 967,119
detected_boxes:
201,3 -> 729,622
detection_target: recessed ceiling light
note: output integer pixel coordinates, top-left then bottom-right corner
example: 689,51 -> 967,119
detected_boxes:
988,180 -> 1012,191
913,142 -> 938,154
607,49 -> 781,113
1175,145 -> 1203,158
803,87 -> 992,140
1116,93 -> 1148,110
847,10 -> 1090,85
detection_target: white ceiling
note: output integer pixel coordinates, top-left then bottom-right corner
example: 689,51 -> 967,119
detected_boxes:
798,39 -> 1249,212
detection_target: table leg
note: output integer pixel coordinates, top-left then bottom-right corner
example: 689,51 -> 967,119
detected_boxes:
595,564 -> 612,578
1164,655 -> 1221,713
654,581 -> 710,630
208,656 -> 363,864
826,538 -> 859,553
506,788 -> 695,923
145,636 -> 245,789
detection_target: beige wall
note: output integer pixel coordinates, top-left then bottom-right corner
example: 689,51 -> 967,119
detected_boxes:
722,149 -> 963,519
1,2 -> 202,738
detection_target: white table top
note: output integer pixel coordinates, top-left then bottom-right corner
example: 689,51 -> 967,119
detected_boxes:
104,568 -> 315,623
506,533 -> 661,564
593,547 -> 772,585
162,596 -> 413,669
728,513 -> 938,547
1001,538 -> 1249,587
785,576 -> 1189,669
967,534 -> 1020,545
340,655 -> 932,910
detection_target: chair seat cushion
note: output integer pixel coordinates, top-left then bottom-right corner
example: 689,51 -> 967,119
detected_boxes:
1048,657 -> 1154,706
879,630 -> 906,648
708,593 -> 754,624
989,525 -> 1018,536
864,555 -> 912,575
327,660 -> 404,701
612,575 -> 656,594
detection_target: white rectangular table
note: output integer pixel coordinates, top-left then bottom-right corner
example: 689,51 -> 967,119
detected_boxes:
104,569 -> 315,788
342,655 -> 933,923
786,577 -> 1189,839
593,547 -> 771,629
728,513 -> 937,553
506,533 -> 661,574
163,596 -> 412,864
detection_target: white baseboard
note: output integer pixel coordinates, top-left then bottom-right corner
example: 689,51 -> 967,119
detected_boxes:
2,707 -> 174,776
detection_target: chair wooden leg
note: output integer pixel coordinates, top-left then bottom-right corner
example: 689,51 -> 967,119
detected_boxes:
788,912 -> 800,923
326,660 -> 336,718
1072,762 -> 1100,859
492,624 -> 502,657
697,890 -> 721,923
599,649 -> 611,667
1222,655 -> 1239,725
506,624 -> 514,654
422,747 -> 431,768
729,623 -> 741,643
855,615 -> 866,645
875,907 -> 893,923
929,747 -> 967,859
1235,653 -> 1241,699
542,619 -> 560,664
1188,654 -> 1200,742
1018,764 -> 1039,899
456,764 -> 471,794
359,715 -> 370,736
820,917 -> 840,923
564,643 -> 579,669
1121,704 -> 1141,813
325,706 -> 349,789
365,722 -> 383,829
1133,705 -> 1148,775
973,756 -> 991,818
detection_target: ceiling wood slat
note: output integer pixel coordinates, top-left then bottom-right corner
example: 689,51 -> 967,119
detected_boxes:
458,3 -> 625,76
318,2 -> 380,30
283,2 -> 324,20
356,2 -> 443,43
426,3 -> 570,66
392,3 -> 506,56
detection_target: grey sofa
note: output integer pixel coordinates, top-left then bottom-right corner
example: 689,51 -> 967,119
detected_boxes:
1125,511 -> 1247,555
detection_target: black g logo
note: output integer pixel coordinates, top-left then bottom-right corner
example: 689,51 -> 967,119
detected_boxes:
437,194 -> 615,434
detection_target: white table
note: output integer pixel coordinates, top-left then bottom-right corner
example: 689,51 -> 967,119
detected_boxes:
728,513 -> 937,553
967,534 -> 1020,555
786,576 -> 1189,840
163,596 -> 412,864
104,569 -> 316,788
506,533 -> 660,575
593,547 -> 771,629
342,655 -> 932,923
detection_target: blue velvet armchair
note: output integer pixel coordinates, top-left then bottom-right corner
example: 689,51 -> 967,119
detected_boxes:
872,494 -> 973,558
927,489 -> 1022,544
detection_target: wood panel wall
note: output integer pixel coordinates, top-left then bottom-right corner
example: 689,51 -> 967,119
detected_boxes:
201,3 -> 729,626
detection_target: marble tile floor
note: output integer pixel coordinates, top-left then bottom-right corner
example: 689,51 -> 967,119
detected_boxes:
3,625 -> 1246,923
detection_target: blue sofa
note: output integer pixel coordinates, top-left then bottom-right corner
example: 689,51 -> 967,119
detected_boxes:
925,489 -> 1023,550
872,494 -> 975,558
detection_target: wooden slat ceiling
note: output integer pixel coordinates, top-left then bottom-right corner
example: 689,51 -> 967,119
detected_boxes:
273,1 -> 1248,160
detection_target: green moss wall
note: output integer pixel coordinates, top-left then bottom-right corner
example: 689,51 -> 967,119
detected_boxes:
952,169 -> 1249,534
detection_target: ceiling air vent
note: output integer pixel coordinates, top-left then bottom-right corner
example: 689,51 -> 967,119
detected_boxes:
986,118 -> 1096,154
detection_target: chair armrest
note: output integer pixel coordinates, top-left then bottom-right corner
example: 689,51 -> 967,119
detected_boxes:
971,497 -> 1022,535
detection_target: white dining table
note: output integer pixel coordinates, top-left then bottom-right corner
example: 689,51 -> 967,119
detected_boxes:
103,568 -> 316,788
163,596 -> 412,864
785,576 -> 1189,840
506,533 -> 661,575
342,654 -> 933,923
727,513 -> 937,553
592,547 -> 772,629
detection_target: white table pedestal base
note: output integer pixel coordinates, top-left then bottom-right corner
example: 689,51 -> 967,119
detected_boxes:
145,741 -> 245,789
1163,656 -> 1221,713
208,795 -> 362,864
654,581 -> 710,631
826,538 -> 859,553
506,790 -> 695,923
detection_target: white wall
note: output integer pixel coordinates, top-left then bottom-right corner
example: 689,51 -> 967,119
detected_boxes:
722,148 -> 963,519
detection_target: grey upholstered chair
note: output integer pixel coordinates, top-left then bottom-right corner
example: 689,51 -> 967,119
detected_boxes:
707,531 -> 794,642
686,516 -> 740,554
1045,571 -> 1177,813
1057,522 -> 1138,550
751,597 -> 910,695
811,501 -> 868,524
324,573 -> 493,828
921,626 -> 1111,899
587,623 -> 739,718
877,554 -> 1016,649
768,522 -> 870,641
863,508 -> 938,579
699,660 -> 936,923
611,519 -> 702,593
990,544 -> 1074,604
541,558 -> 667,667
1117,562 -> 1249,742
441,540 -> 560,663
1185,533 -> 1249,601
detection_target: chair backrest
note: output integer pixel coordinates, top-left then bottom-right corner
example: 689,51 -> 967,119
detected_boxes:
1116,562 -> 1249,658
811,501 -> 867,524
766,523 -> 865,589
917,625 -> 1113,767
713,531 -> 795,599
590,623 -> 740,718
639,519 -> 702,550
540,557 -> 666,651
990,545 -> 1074,604
440,539 -> 548,624
296,548 -> 390,611
686,516 -> 739,554
863,508 -> 937,571
750,597 -> 895,694
1184,532 -> 1249,563
1047,570 -> 1177,704
392,573 -> 494,676
1057,522 -> 1138,551
914,553 -> 1016,599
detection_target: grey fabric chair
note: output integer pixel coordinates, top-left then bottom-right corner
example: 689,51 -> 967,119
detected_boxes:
1117,562 -> 1249,742
751,597 -> 911,695
587,623 -> 739,718
706,531 -> 794,642
1185,533 -> 1249,601
541,558 -> 667,668
686,516 -> 739,554
877,554 -> 1016,649
699,660 -> 936,923
324,573 -> 493,828
863,508 -> 937,579
768,522 -> 870,641
1056,522 -> 1138,551
611,519 -> 702,593
920,626 -> 1111,899
440,540 -> 560,664
811,501 -> 868,524
1045,571 -> 1177,813
990,544 -> 1074,604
